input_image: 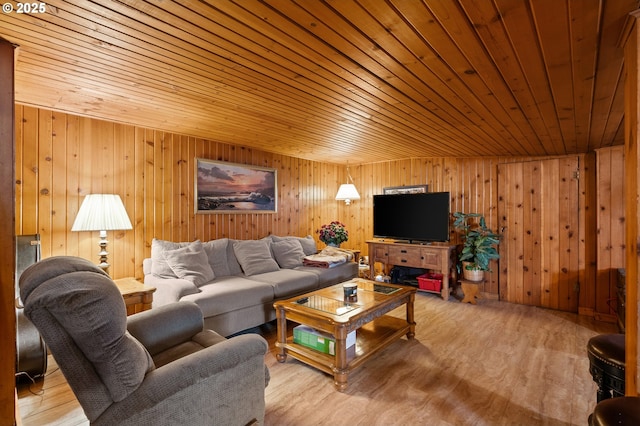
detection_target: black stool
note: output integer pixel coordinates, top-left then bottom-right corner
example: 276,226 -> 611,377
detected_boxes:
590,396 -> 640,426
587,334 -> 625,402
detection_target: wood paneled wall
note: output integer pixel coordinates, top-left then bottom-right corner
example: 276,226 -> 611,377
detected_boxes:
14,106 -> 342,280
339,157 -> 527,294
15,105 -> 621,321
497,157 -> 583,313
595,146 -> 626,321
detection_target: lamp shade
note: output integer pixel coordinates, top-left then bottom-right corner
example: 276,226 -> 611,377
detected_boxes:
71,194 -> 133,232
335,184 -> 361,205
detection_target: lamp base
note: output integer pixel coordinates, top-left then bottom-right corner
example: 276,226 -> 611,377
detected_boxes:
98,230 -> 110,276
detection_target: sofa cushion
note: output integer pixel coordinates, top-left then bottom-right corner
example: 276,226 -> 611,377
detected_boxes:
271,239 -> 305,269
151,238 -> 189,278
272,235 -> 317,255
202,238 -> 231,277
295,261 -> 359,288
157,277 -> 201,299
182,276 -> 275,317
250,269 -> 319,298
164,240 -> 215,287
226,239 -> 244,276
233,240 -> 280,275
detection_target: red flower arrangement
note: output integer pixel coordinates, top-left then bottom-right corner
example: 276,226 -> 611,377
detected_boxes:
317,221 -> 349,246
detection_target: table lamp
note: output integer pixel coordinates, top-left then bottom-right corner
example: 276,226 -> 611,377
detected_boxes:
71,194 -> 133,275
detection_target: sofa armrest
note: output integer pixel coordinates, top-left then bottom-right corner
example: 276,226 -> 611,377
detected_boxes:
142,258 -> 153,276
143,273 -> 199,306
94,334 -> 269,426
127,301 -> 204,356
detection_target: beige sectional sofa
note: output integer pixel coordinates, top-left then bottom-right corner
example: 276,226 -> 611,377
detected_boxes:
143,236 -> 358,336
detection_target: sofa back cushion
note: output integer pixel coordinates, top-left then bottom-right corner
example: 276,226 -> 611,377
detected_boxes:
226,239 -> 244,275
151,238 -> 190,278
202,238 -> 232,277
271,239 -> 305,269
233,240 -> 280,275
271,235 -> 317,255
164,240 -> 215,286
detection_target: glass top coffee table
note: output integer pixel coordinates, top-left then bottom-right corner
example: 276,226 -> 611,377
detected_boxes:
273,278 -> 416,391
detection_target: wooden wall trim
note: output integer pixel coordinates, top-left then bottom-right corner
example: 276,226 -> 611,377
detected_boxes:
623,9 -> 640,396
0,38 -> 16,426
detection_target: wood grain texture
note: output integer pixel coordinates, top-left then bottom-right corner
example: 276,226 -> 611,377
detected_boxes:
0,0 -> 635,164
14,105 -> 625,318
595,146 -> 626,321
14,106 -> 343,280
0,38 -> 16,426
17,293 -> 618,426
622,11 -> 640,396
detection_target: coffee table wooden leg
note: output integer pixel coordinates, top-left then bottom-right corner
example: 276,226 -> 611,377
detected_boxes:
406,293 -> 416,340
333,325 -> 349,392
275,306 -> 287,363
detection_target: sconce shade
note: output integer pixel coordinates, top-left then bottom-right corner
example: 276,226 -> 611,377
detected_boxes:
335,184 -> 361,205
72,194 -> 133,232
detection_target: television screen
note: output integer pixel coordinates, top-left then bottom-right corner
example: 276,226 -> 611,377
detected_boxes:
373,192 -> 450,243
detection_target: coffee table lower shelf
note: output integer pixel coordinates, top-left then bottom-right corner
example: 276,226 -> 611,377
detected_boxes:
276,315 -> 411,389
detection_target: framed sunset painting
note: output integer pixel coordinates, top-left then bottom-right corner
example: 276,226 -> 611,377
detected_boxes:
195,158 -> 277,213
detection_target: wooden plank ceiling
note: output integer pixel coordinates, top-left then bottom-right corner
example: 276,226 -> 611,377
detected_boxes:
0,0 -> 637,164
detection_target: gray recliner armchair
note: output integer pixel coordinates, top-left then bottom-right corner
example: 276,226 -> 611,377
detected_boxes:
19,256 -> 269,426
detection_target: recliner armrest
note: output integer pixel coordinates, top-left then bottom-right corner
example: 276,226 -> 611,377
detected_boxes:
127,301 -> 204,356
94,334 -> 270,426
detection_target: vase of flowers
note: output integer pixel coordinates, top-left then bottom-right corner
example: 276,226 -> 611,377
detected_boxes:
318,221 -> 349,247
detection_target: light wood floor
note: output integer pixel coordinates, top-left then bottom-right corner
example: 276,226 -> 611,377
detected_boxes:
17,291 -> 617,425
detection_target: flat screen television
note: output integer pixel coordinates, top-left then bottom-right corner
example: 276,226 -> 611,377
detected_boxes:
373,192 -> 450,243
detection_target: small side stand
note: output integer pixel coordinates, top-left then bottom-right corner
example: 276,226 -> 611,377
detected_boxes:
460,279 -> 483,304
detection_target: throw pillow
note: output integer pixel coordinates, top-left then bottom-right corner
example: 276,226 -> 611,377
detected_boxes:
202,238 -> 231,277
297,235 -> 318,255
151,238 -> 188,278
271,239 -> 305,269
232,240 -> 280,275
164,240 -> 215,287
271,235 -> 317,256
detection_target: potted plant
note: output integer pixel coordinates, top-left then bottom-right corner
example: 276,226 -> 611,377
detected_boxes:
317,221 -> 349,247
453,212 -> 501,281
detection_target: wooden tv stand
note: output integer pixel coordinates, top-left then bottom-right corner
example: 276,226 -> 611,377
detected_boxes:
367,240 -> 457,300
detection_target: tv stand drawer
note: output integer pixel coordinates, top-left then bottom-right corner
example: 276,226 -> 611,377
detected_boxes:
370,245 -> 388,263
388,247 -> 422,265
421,249 -> 441,269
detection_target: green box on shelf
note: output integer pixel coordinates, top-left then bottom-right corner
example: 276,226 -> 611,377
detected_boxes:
293,325 -> 355,356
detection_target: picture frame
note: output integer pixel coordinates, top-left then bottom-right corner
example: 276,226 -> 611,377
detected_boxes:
382,185 -> 428,195
195,158 -> 277,214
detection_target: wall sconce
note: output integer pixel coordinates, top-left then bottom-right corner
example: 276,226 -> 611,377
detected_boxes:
71,194 -> 133,275
335,166 -> 360,205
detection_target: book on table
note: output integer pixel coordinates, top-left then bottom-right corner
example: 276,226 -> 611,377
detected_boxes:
293,325 -> 355,356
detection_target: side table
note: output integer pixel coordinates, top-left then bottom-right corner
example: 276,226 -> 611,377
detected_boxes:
460,279 -> 483,304
114,277 -> 156,315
